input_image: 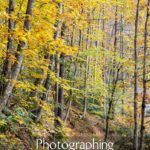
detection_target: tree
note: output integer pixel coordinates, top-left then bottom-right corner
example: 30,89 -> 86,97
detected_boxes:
139,0 -> 150,149
133,0 -> 140,149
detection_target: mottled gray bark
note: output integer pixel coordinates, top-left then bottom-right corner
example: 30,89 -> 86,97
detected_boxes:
133,0 -> 140,149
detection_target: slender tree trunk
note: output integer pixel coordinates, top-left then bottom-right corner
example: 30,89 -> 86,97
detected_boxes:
57,54 -> 65,120
111,1 -> 118,118
105,1 -> 118,140
3,0 -> 15,78
133,0 -> 140,149
54,3 -> 63,127
83,56 -> 88,117
0,0 -> 15,99
54,54 -> 60,126
83,25 -> 90,117
120,4 -> 125,115
139,1 -> 149,149
35,55 -> 55,122
105,66 -> 121,141
64,90 -> 72,123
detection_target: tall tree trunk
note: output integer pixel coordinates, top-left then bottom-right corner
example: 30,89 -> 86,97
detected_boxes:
0,0 -> 35,112
83,25 -> 90,117
133,0 -> 140,149
54,2 -> 63,127
35,55 -> 55,122
111,1 -> 118,118
0,0 -> 15,97
120,3 -> 125,115
3,0 -> 15,78
105,1 -> 118,140
139,0 -> 149,149
105,66 -> 121,141
57,54 -> 65,120
83,56 -> 89,117
54,54 -> 60,125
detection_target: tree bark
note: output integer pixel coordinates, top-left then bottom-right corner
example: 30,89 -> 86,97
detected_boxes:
111,1 -> 118,118
4,0 -> 15,77
105,1 -> 118,140
54,2 -> 64,127
139,0 -> 149,149
133,0 -> 140,149
0,0 -> 15,96
57,54 -> 65,120
105,66 -> 121,141
83,24 -> 90,117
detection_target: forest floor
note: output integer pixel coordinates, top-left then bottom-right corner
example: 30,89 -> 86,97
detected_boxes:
67,108 -> 105,142
13,107 -> 150,150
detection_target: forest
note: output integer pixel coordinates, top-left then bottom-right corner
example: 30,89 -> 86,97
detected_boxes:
0,0 -> 150,150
